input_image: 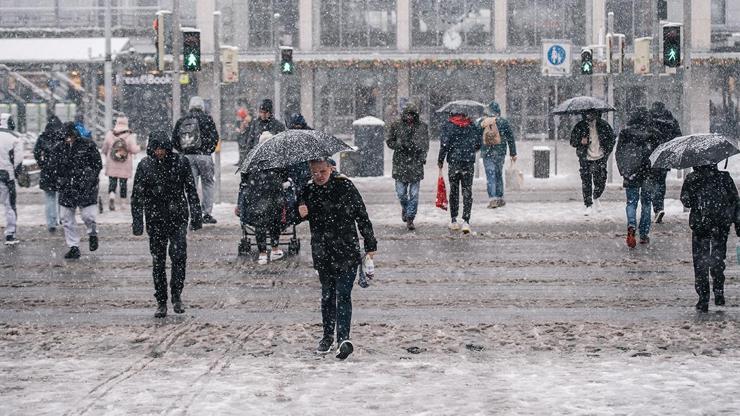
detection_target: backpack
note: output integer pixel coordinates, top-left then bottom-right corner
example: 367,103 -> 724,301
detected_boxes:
481,117 -> 501,146
110,135 -> 129,162
179,116 -> 202,151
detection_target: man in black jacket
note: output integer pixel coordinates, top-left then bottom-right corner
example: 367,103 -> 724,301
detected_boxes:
33,115 -> 64,232
52,122 -> 102,259
132,131 -> 202,318
172,96 -> 219,225
298,159 -> 377,360
680,164 -> 740,312
245,99 -> 285,155
386,102 -> 429,231
570,110 -> 615,216
650,101 -> 682,223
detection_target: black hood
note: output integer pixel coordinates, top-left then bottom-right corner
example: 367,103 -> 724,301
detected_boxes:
627,107 -> 652,128
147,130 -> 173,158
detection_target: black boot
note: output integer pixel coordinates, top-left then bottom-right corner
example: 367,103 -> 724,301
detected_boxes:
715,294 -> 725,306
154,303 -> 167,318
695,300 -> 709,313
89,235 -> 98,252
172,297 -> 185,314
64,246 -> 81,259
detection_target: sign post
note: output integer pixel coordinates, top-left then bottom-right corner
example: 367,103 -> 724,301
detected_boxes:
541,40 -> 572,176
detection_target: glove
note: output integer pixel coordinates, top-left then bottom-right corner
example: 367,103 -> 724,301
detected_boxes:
190,219 -> 203,231
132,222 -> 144,236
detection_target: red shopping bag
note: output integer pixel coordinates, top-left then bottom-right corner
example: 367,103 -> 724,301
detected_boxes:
436,175 -> 448,211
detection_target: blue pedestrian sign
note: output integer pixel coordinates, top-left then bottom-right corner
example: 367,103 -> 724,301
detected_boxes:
542,40 -> 573,76
547,45 -> 567,65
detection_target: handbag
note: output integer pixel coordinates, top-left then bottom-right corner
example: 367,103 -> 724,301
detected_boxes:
435,173 -> 448,211
505,160 -> 524,191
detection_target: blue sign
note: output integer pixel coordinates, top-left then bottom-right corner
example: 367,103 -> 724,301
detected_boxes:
547,45 -> 567,66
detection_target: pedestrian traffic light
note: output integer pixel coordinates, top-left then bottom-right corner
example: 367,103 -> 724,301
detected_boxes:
182,28 -> 201,72
280,46 -> 294,75
580,47 -> 593,75
662,24 -> 681,68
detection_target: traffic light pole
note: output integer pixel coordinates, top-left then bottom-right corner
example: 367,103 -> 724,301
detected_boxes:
103,0 -> 112,131
213,11 -> 222,204
172,0 -> 182,123
273,13 -> 281,121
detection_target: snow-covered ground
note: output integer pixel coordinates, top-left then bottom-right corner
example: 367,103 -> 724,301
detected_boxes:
2,141 -> 740,415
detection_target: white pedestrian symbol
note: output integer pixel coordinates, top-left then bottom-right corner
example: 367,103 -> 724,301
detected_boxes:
187,53 -> 197,68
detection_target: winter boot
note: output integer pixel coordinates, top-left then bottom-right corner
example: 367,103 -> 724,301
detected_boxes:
639,235 -> 650,245
487,199 -> 499,209
64,246 -> 81,259
406,219 -> 416,231
4,235 -> 18,246
336,340 -> 354,360
715,294 -> 726,306
316,336 -> 334,354
109,192 -> 116,211
497,199 -> 506,208
626,227 -> 636,248
172,298 -> 185,314
695,300 -> 709,313
154,303 -> 167,318
89,235 -> 98,252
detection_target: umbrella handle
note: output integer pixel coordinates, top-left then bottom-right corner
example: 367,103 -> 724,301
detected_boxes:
725,158 -> 729,170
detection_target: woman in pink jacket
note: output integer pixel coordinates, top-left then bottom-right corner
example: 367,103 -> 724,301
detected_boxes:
102,117 -> 140,210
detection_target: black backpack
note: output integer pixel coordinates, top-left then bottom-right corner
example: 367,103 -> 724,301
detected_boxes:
179,116 -> 202,151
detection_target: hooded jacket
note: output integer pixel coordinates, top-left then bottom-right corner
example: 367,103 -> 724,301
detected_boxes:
245,115 -> 286,156
650,103 -> 682,147
50,122 -> 102,208
131,132 -> 202,235
34,116 -> 64,191
479,101 -> 517,159
616,108 -> 661,187
438,114 -> 482,166
386,103 -> 430,183
570,116 -> 615,161
102,118 -> 140,179
680,164 -> 740,235
172,108 -> 220,155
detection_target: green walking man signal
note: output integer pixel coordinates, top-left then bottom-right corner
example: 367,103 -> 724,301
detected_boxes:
182,29 -> 201,72
280,47 -> 294,75
662,24 -> 681,68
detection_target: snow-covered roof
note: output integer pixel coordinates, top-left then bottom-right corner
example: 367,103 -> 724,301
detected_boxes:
0,37 -> 130,63
352,116 -> 385,126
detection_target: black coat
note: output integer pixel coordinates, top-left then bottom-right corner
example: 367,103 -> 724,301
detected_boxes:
438,118 -> 482,166
33,119 -> 65,191
298,175 -> 377,273
50,138 -> 102,208
386,113 -> 430,183
650,109 -> 682,146
238,168 -> 287,227
570,118 -> 616,161
245,117 -> 286,154
616,113 -> 661,188
172,109 -> 219,155
132,137 -> 202,235
680,165 -> 740,236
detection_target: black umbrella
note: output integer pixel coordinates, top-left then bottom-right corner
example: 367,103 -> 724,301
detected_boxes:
435,100 -> 486,117
237,129 -> 354,173
650,133 -> 739,170
551,96 -> 616,115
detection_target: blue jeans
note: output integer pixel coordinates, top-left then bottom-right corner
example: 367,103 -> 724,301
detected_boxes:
482,153 -> 505,199
44,190 -> 59,229
395,180 -> 420,220
626,186 -> 653,237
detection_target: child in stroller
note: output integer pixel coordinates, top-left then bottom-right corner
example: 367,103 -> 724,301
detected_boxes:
236,166 -> 302,264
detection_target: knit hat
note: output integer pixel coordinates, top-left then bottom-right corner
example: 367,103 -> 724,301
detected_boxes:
488,101 -> 501,115
259,99 -> 273,113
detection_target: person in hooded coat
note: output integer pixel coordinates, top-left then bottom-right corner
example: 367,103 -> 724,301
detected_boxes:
649,101 -> 682,223
616,107 -> 661,248
479,101 -> 517,209
33,115 -> 65,232
570,110 -> 616,216
101,116 -> 140,211
50,122 -> 103,259
438,112 -> 482,233
680,163 -> 740,312
386,102 -> 429,231
132,131 -> 202,318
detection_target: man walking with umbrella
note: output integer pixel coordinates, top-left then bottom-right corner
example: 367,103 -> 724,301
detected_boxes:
298,158 -> 377,360
132,131 -> 202,318
570,109 -> 615,216
386,101 -> 429,231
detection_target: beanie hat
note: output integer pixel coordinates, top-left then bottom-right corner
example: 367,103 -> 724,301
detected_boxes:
189,96 -> 205,111
259,99 -> 273,113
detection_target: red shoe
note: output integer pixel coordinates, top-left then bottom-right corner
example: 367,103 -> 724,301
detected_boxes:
626,226 -> 636,248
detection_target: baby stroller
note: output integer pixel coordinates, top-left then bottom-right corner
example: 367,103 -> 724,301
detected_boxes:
237,174 -> 301,257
